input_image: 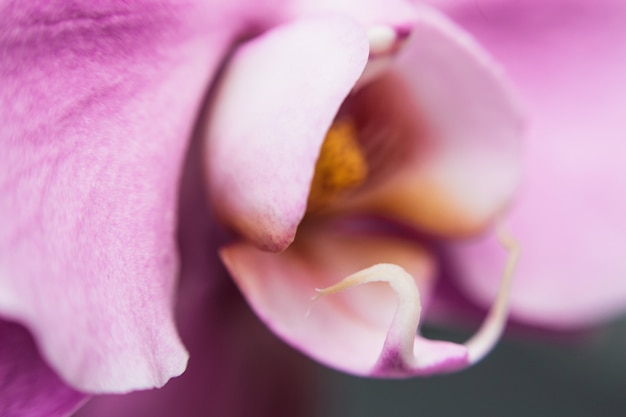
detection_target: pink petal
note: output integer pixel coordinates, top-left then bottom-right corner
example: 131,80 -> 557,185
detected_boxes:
75,288 -> 313,417
342,6 -> 523,237
336,9 -> 522,239
445,0 -> 626,326
74,147 -> 314,417
284,0 -> 418,28
221,220 -> 515,377
0,3 -> 233,392
220,221 -> 439,375
0,320 -> 86,417
203,15 -> 369,252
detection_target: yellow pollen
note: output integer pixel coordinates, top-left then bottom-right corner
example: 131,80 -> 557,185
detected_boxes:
307,120 -> 368,210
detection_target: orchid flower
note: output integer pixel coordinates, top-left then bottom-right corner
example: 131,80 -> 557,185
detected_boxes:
1,0 -> 626,416
205,6 -> 523,376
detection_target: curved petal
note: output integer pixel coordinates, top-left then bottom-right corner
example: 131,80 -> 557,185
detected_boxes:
204,15 -> 369,252
220,220 -> 504,376
447,0 -> 626,327
0,3 -> 233,392
75,288 -> 313,417
0,320 -> 86,417
341,6 -> 524,237
74,143 -> 313,417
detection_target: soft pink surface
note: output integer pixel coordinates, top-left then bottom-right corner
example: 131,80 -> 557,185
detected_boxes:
74,141 -> 314,417
284,0 -> 418,28
0,1 -> 234,392
334,6 -> 523,237
204,15 -> 368,252
442,0 -> 626,326
222,220 -> 471,376
387,5 -> 523,235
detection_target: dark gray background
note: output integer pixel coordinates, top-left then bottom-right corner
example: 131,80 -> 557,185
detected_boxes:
315,317 -> 626,417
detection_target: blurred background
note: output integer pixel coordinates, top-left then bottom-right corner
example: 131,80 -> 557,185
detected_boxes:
314,317 -> 626,417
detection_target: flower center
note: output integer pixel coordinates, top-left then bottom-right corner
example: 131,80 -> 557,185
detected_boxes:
307,119 -> 369,211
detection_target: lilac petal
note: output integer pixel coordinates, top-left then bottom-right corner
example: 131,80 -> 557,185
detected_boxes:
446,0 -> 626,327
74,139 -> 314,417
381,5 -> 523,236
330,6 -> 524,238
0,3 -> 234,392
285,0 -> 418,28
221,223 -> 437,376
221,221 -> 518,376
203,15 -> 369,252
0,320 -> 86,417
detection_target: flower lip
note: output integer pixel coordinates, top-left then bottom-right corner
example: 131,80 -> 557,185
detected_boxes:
221,219 -> 519,378
310,224 -> 519,376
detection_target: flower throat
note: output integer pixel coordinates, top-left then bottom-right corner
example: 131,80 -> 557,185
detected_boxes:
307,120 -> 368,211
